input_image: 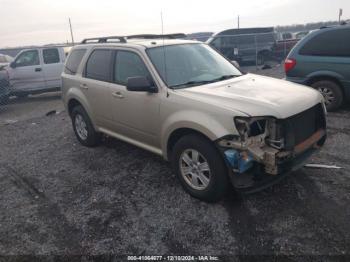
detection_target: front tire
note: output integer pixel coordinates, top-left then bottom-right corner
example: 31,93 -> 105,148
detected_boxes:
171,134 -> 229,202
311,80 -> 343,111
71,105 -> 101,147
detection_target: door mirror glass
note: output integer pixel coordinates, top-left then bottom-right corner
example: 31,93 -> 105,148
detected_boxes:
126,76 -> 156,92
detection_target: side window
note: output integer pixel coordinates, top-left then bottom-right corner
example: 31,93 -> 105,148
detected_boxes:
43,48 -> 60,64
64,49 -> 86,75
15,50 -> 40,67
85,49 -> 112,82
114,51 -> 151,85
299,29 -> 350,57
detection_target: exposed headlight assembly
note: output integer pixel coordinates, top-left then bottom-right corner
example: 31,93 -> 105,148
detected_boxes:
234,117 -> 268,138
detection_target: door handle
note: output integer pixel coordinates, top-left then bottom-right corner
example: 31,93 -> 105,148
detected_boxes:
80,83 -> 88,90
112,91 -> 124,99
35,68 -> 42,72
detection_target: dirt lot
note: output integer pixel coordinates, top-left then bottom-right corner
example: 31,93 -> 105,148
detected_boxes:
0,66 -> 349,259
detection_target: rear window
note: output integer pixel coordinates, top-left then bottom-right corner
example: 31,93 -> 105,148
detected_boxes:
64,49 -> 86,75
85,49 -> 112,82
299,28 -> 350,57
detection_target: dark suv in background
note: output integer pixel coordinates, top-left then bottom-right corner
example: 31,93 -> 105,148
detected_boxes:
285,25 -> 350,111
207,27 -> 276,65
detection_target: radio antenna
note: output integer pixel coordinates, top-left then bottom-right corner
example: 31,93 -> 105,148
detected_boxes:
161,11 -> 169,95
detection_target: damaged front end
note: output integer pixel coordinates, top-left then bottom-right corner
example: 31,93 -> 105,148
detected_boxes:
218,103 -> 327,193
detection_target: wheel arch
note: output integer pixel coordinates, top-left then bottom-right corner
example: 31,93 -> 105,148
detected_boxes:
306,73 -> 345,96
66,91 -> 96,129
166,128 -> 214,161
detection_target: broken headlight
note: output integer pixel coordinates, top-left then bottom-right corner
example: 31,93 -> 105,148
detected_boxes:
234,117 -> 268,138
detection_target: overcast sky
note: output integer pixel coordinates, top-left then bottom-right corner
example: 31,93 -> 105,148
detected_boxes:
0,0 -> 349,48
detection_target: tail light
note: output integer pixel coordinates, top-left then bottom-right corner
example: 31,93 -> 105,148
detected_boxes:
284,58 -> 296,73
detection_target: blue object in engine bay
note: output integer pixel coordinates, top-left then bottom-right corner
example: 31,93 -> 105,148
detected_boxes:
224,149 -> 254,174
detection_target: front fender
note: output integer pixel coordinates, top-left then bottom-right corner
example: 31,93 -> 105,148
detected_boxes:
161,110 -> 235,160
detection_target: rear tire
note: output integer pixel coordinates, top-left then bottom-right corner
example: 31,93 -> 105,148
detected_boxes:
71,105 -> 101,147
311,80 -> 343,111
171,134 -> 229,202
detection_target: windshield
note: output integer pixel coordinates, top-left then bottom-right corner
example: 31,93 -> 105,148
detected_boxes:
146,43 -> 242,89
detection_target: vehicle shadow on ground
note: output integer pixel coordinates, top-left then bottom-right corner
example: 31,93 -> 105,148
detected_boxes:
7,93 -> 61,105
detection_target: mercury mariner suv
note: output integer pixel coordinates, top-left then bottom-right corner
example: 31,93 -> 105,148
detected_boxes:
61,34 -> 327,202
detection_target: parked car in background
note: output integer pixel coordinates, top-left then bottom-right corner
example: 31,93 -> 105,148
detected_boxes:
0,70 -> 10,104
207,27 -> 300,65
62,35 -> 326,202
0,54 -> 13,70
207,27 -> 276,65
6,46 -> 66,97
285,25 -> 350,111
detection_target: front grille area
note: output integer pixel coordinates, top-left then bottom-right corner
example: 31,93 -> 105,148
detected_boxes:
282,104 -> 326,150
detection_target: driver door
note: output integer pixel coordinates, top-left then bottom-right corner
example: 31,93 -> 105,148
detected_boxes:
109,50 -> 161,148
8,49 -> 45,92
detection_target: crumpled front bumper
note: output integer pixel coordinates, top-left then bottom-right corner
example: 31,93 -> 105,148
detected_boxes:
217,129 -> 327,194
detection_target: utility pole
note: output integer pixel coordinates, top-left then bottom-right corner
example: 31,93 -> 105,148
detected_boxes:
69,18 -> 75,46
339,8 -> 343,24
238,15 -> 240,29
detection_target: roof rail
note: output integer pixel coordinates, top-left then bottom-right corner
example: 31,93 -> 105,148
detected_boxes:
127,33 -> 187,40
81,36 -> 127,44
80,33 -> 187,44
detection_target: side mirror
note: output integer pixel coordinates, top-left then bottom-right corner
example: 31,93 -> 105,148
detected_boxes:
126,76 -> 157,93
10,62 -> 16,68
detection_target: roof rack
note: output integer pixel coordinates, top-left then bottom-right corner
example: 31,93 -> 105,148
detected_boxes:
80,33 -> 187,44
81,36 -> 127,44
127,33 -> 187,39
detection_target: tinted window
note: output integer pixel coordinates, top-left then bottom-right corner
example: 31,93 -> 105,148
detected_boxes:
43,48 -> 60,64
299,28 -> 350,57
15,50 -> 39,67
114,51 -> 150,85
85,49 -> 112,82
64,49 -> 86,75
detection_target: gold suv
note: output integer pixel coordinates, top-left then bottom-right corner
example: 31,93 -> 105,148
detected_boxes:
62,35 -> 327,202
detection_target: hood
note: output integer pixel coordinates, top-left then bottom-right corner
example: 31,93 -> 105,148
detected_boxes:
176,74 -> 323,119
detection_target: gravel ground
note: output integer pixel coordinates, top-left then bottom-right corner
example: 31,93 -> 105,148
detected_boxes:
0,68 -> 349,260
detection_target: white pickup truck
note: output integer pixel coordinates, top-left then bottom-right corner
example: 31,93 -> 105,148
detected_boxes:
6,46 -> 70,97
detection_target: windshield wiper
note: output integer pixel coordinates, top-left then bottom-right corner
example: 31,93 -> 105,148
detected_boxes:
170,75 -> 239,89
211,74 -> 238,82
170,80 -> 215,89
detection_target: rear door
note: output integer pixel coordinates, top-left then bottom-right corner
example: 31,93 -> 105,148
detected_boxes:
8,49 -> 45,92
41,48 -> 64,89
79,48 -> 114,128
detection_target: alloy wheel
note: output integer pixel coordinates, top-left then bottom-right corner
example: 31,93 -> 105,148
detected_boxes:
179,149 -> 211,190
